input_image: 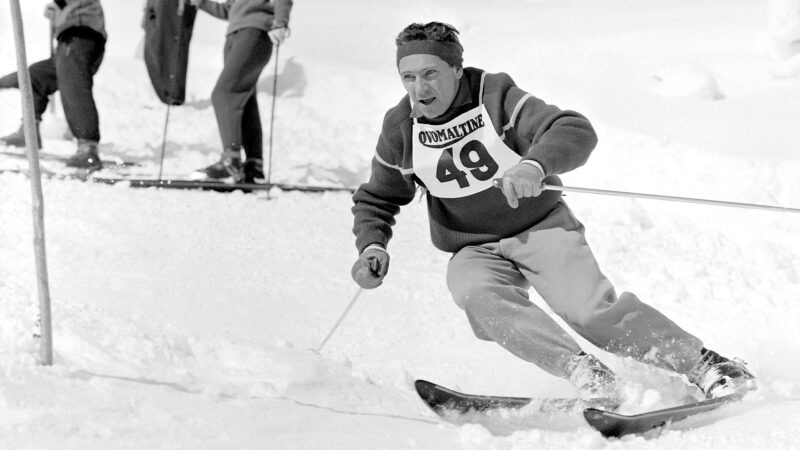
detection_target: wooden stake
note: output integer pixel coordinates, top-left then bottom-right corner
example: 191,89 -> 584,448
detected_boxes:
10,0 -> 54,365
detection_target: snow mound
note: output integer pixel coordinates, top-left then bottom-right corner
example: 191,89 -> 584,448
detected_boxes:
652,66 -> 724,100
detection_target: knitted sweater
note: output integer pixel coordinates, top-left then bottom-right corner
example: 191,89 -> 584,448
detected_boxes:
196,0 -> 292,35
352,67 -> 598,254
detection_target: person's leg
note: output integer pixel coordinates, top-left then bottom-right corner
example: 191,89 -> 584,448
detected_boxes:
241,92 -> 265,182
0,71 -> 17,89
28,59 -> 59,120
197,29 -> 271,180
55,34 -> 104,144
447,244 -> 583,378
55,34 -> 104,168
0,59 -> 57,147
241,91 -> 263,160
211,29 -> 272,152
505,201 -> 704,375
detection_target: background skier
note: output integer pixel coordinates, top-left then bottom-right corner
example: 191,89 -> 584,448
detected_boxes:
0,0 -> 107,170
189,0 -> 292,183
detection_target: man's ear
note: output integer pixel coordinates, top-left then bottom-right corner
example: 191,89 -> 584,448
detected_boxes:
455,66 -> 464,79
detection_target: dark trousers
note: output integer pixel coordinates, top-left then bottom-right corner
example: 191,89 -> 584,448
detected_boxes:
0,32 -> 104,142
211,28 -> 273,159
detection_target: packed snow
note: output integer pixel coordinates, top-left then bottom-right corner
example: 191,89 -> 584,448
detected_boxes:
1,0 -> 800,448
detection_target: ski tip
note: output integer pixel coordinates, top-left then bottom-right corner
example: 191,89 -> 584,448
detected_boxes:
583,408 -> 626,438
414,379 -> 449,416
414,379 -> 434,391
414,380 -> 441,401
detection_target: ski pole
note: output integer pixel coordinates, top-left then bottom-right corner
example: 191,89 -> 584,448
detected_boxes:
544,183 -> 800,214
265,43 -> 280,197
157,104 -> 171,180
493,179 -> 800,214
48,26 -> 56,115
316,287 -> 363,353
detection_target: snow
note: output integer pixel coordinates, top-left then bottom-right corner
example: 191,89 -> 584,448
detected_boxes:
1,0 -> 800,448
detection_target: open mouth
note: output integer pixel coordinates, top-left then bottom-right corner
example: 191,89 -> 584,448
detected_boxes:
418,97 -> 435,106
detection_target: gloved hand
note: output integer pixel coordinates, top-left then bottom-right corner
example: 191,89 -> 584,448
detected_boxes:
268,27 -> 290,45
351,246 -> 390,289
43,2 -> 58,20
498,162 -> 545,208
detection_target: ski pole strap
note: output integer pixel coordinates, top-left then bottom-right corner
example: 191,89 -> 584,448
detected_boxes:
362,244 -> 388,255
544,184 -> 800,214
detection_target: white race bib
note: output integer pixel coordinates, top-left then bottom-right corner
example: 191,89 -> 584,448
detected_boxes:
412,103 -> 521,198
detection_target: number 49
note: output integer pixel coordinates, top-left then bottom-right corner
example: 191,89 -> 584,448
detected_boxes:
436,141 -> 499,188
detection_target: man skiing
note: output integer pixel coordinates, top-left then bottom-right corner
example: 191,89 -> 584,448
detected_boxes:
189,0 -> 293,183
350,21 -> 756,400
0,0 -> 107,170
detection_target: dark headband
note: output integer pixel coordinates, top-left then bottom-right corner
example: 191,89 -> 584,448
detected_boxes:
396,40 -> 463,67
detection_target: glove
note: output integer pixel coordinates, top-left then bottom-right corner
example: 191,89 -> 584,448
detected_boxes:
351,246 -> 390,289
498,161 -> 545,208
268,27 -> 290,45
43,3 -> 58,20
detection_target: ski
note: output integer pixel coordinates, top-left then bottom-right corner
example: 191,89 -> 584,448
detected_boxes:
414,379 -> 619,416
416,379 -> 746,437
0,148 -> 138,168
583,390 -> 745,438
0,168 -> 356,194
2,149 -> 356,193
0,167 -> 133,182
124,178 -> 356,193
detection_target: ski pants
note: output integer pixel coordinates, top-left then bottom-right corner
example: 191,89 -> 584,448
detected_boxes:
446,201 -> 704,379
211,28 -> 273,160
0,31 -> 104,142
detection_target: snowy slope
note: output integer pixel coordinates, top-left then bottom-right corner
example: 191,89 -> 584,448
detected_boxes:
2,0 -> 800,448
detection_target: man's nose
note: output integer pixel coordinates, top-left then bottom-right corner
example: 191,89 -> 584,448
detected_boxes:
414,79 -> 429,96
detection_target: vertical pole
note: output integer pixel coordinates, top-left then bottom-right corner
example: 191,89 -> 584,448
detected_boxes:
10,0 -> 54,365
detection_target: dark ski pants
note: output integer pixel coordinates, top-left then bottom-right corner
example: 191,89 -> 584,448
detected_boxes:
0,59 -> 57,119
0,33 -> 104,142
446,201 -> 704,379
211,28 -> 273,159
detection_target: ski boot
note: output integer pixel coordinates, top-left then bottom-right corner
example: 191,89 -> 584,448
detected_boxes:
191,147 -> 243,182
687,348 -> 756,398
243,158 -> 265,184
566,352 -> 618,399
0,121 -> 41,148
65,139 -> 102,171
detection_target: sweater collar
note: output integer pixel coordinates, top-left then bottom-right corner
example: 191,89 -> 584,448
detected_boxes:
409,76 -> 473,123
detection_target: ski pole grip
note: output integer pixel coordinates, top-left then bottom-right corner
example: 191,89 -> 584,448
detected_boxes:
492,178 -> 554,193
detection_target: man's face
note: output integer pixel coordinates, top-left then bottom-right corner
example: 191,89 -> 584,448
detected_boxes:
398,54 -> 463,119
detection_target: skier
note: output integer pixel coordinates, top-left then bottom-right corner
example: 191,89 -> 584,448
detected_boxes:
350,22 -> 756,400
0,0 -> 107,170
189,0 -> 292,183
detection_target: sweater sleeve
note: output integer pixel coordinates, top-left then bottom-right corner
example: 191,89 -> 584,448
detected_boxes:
271,0 -> 292,28
196,0 -> 231,20
351,117 -> 417,254
491,73 -> 598,176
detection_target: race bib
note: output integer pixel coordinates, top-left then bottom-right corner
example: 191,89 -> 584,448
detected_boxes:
412,104 -> 522,198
